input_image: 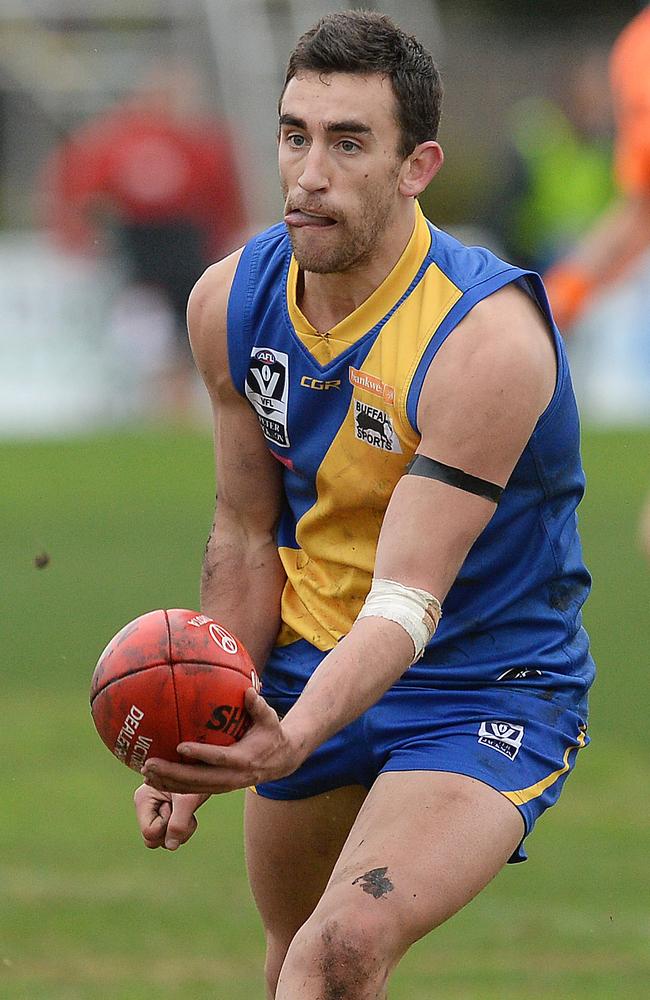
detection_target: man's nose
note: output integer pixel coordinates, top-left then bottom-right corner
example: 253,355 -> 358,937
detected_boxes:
298,143 -> 330,193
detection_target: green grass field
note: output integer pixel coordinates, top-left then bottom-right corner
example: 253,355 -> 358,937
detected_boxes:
2,427 -> 649,999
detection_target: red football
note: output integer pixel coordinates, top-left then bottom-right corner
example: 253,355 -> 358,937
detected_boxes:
90,609 -> 260,772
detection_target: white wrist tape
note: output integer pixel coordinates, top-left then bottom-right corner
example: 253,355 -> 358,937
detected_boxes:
356,578 -> 442,664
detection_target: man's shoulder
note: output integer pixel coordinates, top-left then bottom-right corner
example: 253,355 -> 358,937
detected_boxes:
253,220 -> 290,246
237,221 -> 291,265
187,247 -> 247,354
230,221 -> 292,303
425,221 -> 519,294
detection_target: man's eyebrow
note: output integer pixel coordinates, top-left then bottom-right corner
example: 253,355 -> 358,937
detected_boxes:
278,113 -> 373,136
325,119 -> 373,136
278,113 -> 307,130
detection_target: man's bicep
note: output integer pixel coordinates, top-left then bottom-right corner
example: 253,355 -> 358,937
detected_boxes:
374,284 -> 556,601
212,389 -> 284,533
414,283 -> 556,489
373,474 -> 495,603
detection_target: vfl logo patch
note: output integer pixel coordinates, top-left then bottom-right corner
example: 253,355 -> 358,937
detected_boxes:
478,721 -> 524,760
245,348 -> 290,447
353,399 -> 402,453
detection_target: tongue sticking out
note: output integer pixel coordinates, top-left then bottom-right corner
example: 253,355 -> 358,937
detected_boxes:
285,211 -> 336,228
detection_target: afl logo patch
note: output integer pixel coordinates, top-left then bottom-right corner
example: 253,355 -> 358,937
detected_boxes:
245,347 -> 290,448
353,400 -> 402,453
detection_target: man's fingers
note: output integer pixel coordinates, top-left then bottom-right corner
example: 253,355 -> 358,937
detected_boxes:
164,794 -> 202,850
142,812 -> 168,849
245,687 -> 278,725
139,805 -> 171,849
144,761 -> 251,795
133,785 -> 207,850
134,784 -> 172,848
171,742 -> 231,764
140,691 -> 285,795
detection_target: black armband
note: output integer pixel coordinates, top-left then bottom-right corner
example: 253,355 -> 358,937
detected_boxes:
406,455 -> 504,504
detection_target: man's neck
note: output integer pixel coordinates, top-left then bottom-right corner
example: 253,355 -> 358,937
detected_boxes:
297,205 -> 417,333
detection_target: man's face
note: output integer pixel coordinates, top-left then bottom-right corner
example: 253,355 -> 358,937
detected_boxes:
278,71 -> 406,274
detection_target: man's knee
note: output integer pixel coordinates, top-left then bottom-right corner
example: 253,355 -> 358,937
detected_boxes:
281,905 -> 398,994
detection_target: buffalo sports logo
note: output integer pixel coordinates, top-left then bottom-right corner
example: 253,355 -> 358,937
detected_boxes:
245,347 -> 290,447
353,399 -> 402,453
478,721 -> 525,760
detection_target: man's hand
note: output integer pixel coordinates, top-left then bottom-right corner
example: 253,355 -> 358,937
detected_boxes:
141,688 -> 304,795
133,785 -> 211,850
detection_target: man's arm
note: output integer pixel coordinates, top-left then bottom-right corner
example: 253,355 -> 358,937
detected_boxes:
134,249 -> 287,847
141,282 -> 557,795
188,251 -> 287,667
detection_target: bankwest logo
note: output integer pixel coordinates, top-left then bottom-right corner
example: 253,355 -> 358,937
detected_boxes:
349,366 -> 395,404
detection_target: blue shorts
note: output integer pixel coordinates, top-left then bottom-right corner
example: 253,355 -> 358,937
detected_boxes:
256,644 -> 590,863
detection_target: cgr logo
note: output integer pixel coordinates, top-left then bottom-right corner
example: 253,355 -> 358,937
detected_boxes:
478,721 -> 524,760
300,376 -> 341,391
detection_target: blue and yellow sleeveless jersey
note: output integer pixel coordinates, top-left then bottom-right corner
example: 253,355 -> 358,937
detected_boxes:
226,203 -> 594,695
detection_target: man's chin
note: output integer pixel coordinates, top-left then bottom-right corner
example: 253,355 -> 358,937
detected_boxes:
295,256 -> 341,275
290,239 -> 339,274
289,232 -> 357,274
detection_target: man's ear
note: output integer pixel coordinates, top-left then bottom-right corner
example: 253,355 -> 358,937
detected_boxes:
399,141 -> 444,198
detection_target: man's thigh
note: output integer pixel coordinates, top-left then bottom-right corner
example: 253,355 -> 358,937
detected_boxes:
320,770 -> 525,949
244,784 -> 367,942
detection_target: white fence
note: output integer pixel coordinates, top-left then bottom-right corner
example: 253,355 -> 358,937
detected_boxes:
0,233 -> 194,436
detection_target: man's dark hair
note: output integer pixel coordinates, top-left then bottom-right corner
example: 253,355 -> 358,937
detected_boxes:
279,9 -> 443,157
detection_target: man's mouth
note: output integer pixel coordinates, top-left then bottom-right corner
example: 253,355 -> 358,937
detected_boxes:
284,210 -> 338,228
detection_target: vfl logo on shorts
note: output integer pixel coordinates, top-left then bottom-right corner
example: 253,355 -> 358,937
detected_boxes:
478,721 -> 524,760
245,347 -> 290,447
353,399 -> 402,453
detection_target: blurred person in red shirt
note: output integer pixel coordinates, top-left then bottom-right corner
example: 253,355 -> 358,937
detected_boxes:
41,63 -> 248,418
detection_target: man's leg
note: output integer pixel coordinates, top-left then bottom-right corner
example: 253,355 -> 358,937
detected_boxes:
275,770 -> 525,1000
244,784 -> 368,999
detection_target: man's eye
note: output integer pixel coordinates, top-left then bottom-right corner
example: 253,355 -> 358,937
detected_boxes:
338,140 -> 360,153
287,134 -> 307,147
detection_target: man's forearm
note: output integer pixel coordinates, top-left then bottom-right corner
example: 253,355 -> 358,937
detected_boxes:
281,616 -> 414,760
201,524 -> 286,670
572,195 -> 650,281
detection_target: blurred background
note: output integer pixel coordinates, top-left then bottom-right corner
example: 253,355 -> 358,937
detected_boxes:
1,0 -> 649,430
2,2 -> 649,999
